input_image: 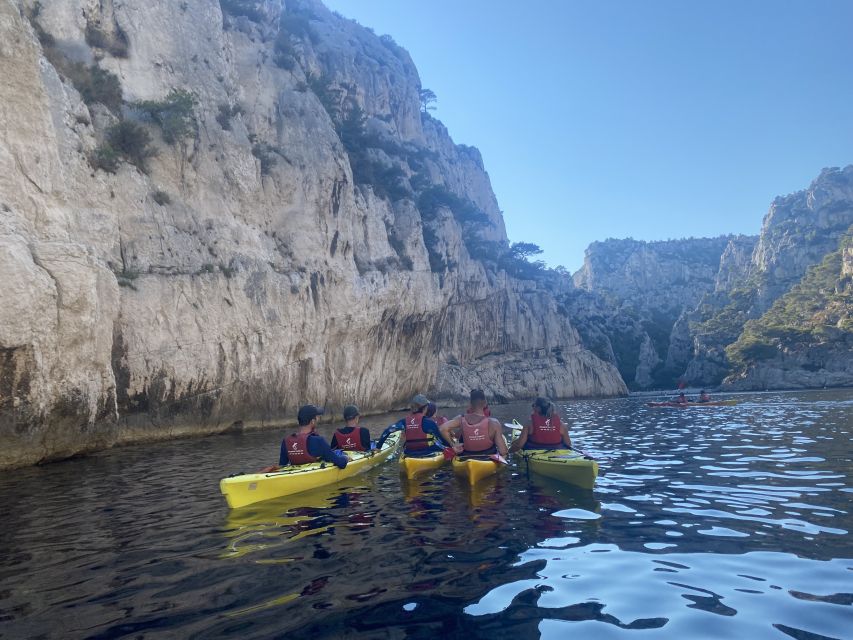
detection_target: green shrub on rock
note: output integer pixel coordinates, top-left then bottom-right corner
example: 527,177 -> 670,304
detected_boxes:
134,90 -> 198,145
91,144 -> 119,173
96,121 -> 156,172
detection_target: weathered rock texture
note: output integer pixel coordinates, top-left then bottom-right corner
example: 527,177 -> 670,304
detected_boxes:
0,0 -> 624,469
570,236 -> 735,388
688,167 -> 853,386
724,226 -> 853,390
571,167 -> 853,391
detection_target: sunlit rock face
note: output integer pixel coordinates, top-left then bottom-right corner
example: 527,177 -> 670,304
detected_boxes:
0,0 -> 624,469
571,167 -> 853,391
570,236 -> 734,389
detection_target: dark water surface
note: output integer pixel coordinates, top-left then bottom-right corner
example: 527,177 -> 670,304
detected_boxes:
1,390 -> 851,639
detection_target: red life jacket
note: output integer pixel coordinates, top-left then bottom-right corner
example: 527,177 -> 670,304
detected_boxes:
284,432 -> 318,464
462,416 -> 493,454
404,412 -> 430,451
335,426 -> 367,451
529,413 -> 562,445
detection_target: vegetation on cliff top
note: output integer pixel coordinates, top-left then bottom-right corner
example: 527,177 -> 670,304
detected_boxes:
726,228 -> 853,370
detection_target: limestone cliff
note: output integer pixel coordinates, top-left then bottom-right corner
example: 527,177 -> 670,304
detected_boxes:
723,227 -> 853,390
687,166 -> 853,386
572,167 -> 853,391
570,236 -> 734,388
0,0 -> 624,469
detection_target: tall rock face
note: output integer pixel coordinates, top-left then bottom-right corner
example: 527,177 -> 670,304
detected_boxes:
686,166 -> 853,386
723,226 -> 853,389
571,166 -> 853,391
0,0 -> 624,469
570,236 -> 734,388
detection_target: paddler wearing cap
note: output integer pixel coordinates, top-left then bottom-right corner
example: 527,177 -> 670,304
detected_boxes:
376,393 -> 451,455
279,404 -> 349,468
331,404 -> 372,451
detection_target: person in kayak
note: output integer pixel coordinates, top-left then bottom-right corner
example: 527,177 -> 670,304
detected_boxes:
441,389 -> 507,457
377,394 -> 450,456
697,390 -> 711,403
466,403 -> 491,417
510,397 -> 572,452
674,392 -> 688,405
279,404 -> 349,468
331,404 -> 372,451
426,401 -> 448,426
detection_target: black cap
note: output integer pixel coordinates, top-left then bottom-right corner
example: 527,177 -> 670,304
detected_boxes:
470,389 -> 486,403
343,404 -> 360,420
298,404 -> 324,425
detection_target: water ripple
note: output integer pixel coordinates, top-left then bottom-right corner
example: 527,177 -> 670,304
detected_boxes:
0,389 -> 849,638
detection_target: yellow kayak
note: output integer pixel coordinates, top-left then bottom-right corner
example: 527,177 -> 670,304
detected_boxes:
452,455 -> 501,486
399,450 -> 446,480
220,432 -> 402,509
519,449 -> 598,490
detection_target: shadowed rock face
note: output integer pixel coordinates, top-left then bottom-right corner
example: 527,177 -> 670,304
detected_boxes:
0,0 -> 624,469
570,236 -> 735,389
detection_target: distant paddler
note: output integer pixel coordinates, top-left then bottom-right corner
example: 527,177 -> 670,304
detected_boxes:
279,404 -> 349,469
509,397 -> 572,452
377,394 -> 451,455
697,390 -> 711,403
331,404 -> 372,451
440,389 -> 508,457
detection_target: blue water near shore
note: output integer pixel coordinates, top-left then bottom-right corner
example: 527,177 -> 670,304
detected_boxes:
0,389 -> 850,639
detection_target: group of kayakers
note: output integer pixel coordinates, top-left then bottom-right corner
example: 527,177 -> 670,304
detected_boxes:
279,390 -> 573,469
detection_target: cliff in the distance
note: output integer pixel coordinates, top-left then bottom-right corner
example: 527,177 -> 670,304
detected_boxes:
570,236 -> 735,388
572,166 -> 853,390
0,0 -> 625,469
724,227 -> 853,389
686,166 -> 853,386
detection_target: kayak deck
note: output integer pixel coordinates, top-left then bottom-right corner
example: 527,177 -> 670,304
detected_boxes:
220,432 -> 401,509
519,449 -> 599,490
452,456 -> 500,486
399,450 -> 446,480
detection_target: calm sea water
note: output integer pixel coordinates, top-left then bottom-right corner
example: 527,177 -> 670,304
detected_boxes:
0,390 -> 850,639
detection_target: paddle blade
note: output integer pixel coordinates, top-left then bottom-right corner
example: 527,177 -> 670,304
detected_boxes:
490,454 -> 508,465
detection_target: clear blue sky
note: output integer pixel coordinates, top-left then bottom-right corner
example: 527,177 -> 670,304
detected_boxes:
323,0 -> 853,271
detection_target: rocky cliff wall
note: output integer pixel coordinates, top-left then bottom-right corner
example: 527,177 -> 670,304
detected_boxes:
687,167 -> 853,386
723,226 -> 853,390
571,167 -> 853,391
570,236 -> 734,388
0,0 -> 624,469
